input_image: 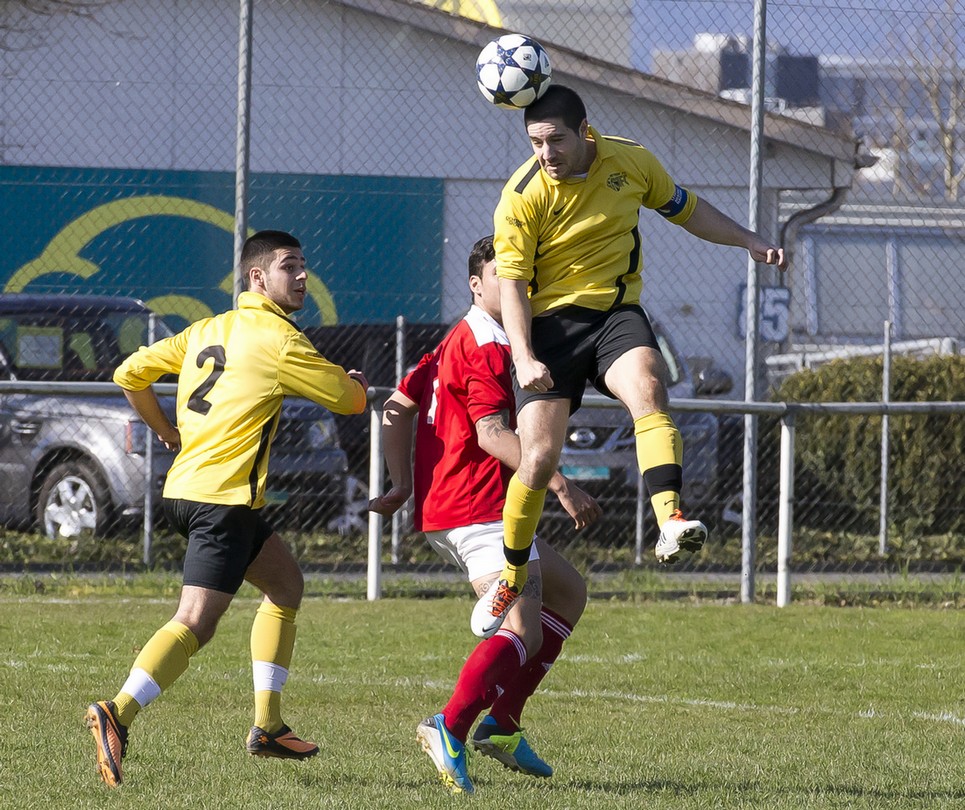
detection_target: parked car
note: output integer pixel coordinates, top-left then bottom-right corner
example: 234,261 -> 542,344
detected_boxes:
306,315 -> 731,540
0,294 -> 348,539
304,321 -> 452,475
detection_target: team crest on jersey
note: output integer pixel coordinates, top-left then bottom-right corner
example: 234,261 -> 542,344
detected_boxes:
607,171 -> 629,191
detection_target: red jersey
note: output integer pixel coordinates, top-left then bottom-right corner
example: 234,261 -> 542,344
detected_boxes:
398,305 -> 515,532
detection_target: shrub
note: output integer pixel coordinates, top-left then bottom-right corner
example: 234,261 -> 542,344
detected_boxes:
772,354 -> 965,538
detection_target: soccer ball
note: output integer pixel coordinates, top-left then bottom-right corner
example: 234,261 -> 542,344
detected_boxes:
475,34 -> 552,110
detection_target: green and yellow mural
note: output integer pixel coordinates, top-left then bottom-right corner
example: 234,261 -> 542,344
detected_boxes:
419,0 -> 502,25
0,167 -> 444,329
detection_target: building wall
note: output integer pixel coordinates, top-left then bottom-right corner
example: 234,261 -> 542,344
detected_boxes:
0,0 -> 844,394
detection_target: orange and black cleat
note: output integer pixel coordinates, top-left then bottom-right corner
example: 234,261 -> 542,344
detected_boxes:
86,700 -> 128,787
246,725 -> 319,760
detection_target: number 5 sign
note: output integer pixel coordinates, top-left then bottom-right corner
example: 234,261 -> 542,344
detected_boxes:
737,285 -> 791,342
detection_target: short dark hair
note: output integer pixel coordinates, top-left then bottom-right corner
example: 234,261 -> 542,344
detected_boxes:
523,84 -> 587,133
468,235 -> 495,280
240,230 -> 301,289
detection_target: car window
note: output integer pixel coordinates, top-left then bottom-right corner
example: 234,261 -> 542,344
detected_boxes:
0,308 -> 175,382
16,325 -> 64,370
110,312 -> 174,354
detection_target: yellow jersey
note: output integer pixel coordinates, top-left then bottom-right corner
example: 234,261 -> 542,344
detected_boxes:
114,291 -> 366,507
494,126 -> 698,316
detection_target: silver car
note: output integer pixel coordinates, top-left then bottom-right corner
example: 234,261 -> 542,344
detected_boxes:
0,294 -> 348,539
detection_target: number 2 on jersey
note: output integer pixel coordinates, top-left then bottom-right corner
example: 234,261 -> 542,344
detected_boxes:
187,345 -> 226,415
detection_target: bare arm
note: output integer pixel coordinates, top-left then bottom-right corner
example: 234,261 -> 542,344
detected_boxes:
497,276 -> 553,391
476,411 -> 602,530
475,410 -> 521,470
680,197 -> 787,270
121,387 -> 180,451
367,390 -> 417,517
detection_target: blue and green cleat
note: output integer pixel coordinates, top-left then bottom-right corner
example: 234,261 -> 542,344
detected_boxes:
416,713 -> 474,795
471,715 -> 553,778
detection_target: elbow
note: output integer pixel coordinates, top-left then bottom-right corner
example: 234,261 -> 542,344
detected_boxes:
331,393 -> 367,416
346,383 -> 368,415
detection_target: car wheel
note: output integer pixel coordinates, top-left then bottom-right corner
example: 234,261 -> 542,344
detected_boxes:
36,460 -> 112,540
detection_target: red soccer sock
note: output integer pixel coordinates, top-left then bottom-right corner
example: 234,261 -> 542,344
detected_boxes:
488,608 -> 573,732
441,629 -> 527,742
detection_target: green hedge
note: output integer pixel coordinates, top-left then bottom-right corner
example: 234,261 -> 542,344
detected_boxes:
771,354 -> 965,539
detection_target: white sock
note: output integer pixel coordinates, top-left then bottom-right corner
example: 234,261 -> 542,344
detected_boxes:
119,668 -> 162,708
252,660 -> 289,692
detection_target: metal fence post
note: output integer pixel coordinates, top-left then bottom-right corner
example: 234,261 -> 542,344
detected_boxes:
142,312 -> 157,566
741,0 -> 768,604
367,404 -> 384,600
776,409 -> 795,607
634,472 -> 645,566
879,320 -> 892,556
232,0 -> 253,308
391,315 -> 405,564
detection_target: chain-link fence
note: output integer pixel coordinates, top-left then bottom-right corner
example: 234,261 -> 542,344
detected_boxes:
0,0 -> 962,596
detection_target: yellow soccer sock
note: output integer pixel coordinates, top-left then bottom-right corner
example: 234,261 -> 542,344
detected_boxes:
114,620 -> 199,728
633,411 -> 684,526
501,475 -> 547,592
649,490 -> 680,526
251,602 -> 297,733
254,691 -> 283,734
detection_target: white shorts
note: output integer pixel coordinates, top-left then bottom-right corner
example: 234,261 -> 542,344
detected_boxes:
424,521 -> 540,583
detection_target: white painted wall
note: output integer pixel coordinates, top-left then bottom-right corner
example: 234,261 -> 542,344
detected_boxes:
1,0 -> 844,392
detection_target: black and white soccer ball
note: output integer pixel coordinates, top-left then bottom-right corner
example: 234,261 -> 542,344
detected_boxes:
475,34 -> 552,110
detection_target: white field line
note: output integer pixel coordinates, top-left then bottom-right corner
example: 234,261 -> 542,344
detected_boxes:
913,711 -> 965,727
0,597 -> 173,605
8,659 -> 965,729
543,686 -> 801,716
305,674 -> 965,730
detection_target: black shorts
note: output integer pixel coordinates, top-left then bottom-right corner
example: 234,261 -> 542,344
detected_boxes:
514,303 -> 659,414
163,498 -> 275,594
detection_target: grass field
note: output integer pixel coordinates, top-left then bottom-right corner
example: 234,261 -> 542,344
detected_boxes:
4,580 -> 965,809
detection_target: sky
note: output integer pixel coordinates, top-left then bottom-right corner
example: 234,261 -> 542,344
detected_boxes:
629,0 -> 960,68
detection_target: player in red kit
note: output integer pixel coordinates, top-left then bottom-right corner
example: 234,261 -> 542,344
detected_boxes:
369,236 -> 600,795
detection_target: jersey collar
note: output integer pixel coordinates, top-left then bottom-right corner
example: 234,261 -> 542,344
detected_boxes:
587,126 -> 613,165
237,291 -> 299,327
238,290 -> 285,314
466,304 -> 510,345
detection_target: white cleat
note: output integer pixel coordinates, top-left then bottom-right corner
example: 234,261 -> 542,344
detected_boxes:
655,509 -> 707,564
470,578 -> 520,638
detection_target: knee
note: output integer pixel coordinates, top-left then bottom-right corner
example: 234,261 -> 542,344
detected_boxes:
257,567 -> 305,611
176,616 -> 218,649
543,576 -> 587,626
569,575 -> 588,617
277,571 -> 305,610
520,624 -> 544,660
292,569 -> 305,605
519,448 -> 558,489
630,373 -> 665,409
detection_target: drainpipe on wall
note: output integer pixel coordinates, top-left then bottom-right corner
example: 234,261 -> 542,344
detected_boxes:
780,142 -> 878,260
779,185 -> 849,264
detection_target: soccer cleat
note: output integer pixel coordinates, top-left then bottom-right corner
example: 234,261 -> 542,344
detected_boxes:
246,724 -> 319,760
86,700 -> 128,787
470,578 -> 520,638
471,715 -> 553,778
416,713 -> 474,795
655,509 -> 708,564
